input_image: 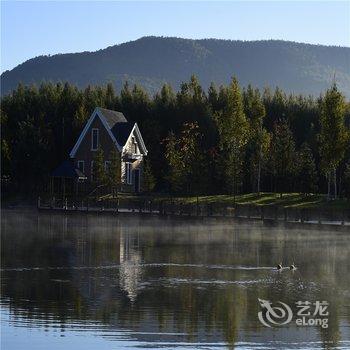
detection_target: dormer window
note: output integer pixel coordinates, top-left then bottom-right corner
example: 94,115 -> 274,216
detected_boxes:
132,136 -> 137,153
91,128 -> 99,151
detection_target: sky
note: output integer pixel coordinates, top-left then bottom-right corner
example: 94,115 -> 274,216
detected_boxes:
1,1 -> 349,72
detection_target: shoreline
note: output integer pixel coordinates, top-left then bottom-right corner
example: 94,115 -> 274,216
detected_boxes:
3,204 -> 348,231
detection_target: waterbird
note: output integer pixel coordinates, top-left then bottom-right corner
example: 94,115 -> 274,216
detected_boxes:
289,262 -> 296,270
277,263 -> 283,270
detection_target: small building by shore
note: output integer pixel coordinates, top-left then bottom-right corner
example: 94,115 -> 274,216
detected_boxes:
51,107 -> 148,196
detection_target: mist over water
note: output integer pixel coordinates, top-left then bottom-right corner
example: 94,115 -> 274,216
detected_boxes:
1,210 -> 350,349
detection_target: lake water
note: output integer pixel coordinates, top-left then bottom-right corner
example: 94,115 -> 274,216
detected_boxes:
1,210 -> 350,349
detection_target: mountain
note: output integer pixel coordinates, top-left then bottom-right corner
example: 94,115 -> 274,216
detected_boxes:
1,36 -> 350,97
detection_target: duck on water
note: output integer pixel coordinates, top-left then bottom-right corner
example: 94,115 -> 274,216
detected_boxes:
276,262 -> 297,271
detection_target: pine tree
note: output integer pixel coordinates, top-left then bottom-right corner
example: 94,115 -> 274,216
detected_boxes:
270,119 -> 297,196
297,143 -> 318,195
180,122 -> 204,194
164,122 -> 205,194
105,83 -> 116,109
164,131 -> 185,192
318,84 -> 348,199
154,84 -> 176,133
120,81 -> 133,115
73,105 -> 88,132
214,77 -> 249,197
245,88 -> 270,194
2,79 -> 349,198
208,83 -> 219,112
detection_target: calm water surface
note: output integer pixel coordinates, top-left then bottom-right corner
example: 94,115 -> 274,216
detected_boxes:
1,210 -> 350,349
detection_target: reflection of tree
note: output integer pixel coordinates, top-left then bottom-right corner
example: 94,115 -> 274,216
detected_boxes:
1,211 -> 350,348
319,305 -> 341,350
119,228 -> 143,302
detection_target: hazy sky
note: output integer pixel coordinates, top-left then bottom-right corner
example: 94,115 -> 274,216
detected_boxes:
1,1 -> 349,72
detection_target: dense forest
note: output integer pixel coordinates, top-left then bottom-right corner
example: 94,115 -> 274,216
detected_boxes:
2,36 -> 350,98
1,76 -> 350,199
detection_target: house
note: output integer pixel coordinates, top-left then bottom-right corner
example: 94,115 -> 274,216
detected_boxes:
52,107 -> 148,194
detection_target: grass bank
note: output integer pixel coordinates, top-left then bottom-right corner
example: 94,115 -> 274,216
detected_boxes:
103,192 -> 350,211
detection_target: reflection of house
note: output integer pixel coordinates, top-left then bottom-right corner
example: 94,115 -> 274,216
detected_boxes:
51,107 -> 148,195
119,229 -> 143,302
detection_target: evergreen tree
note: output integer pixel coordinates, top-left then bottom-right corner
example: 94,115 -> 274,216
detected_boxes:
83,85 -> 98,115
176,75 -> 215,147
318,84 -> 349,199
120,81 -> 133,115
214,78 -> 249,196
73,105 -> 88,133
208,82 -> 219,112
270,119 -> 297,196
179,122 -> 205,194
105,82 -> 117,109
244,87 -> 270,194
164,131 -> 185,193
1,79 -> 348,198
297,143 -> 318,195
154,84 -> 176,136
164,122 -> 205,194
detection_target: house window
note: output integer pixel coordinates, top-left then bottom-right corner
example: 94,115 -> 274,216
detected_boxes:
77,160 -> 85,173
132,136 -> 137,153
91,161 -> 94,181
105,161 -> 111,172
126,162 -> 132,185
91,128 -> 99,151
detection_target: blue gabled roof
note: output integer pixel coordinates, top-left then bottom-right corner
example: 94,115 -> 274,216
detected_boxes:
97,107 -> 133,146
111,122 -> 134,146
97,107 -> 127,126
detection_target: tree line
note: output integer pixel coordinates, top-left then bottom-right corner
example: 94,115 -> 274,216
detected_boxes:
1,76 -> 349,199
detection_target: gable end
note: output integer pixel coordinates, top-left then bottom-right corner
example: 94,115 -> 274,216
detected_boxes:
69,108 -> 122,158
123,123 -> 148,155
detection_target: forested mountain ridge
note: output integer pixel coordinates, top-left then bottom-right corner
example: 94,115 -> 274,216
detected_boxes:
1,36 -> 350,97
